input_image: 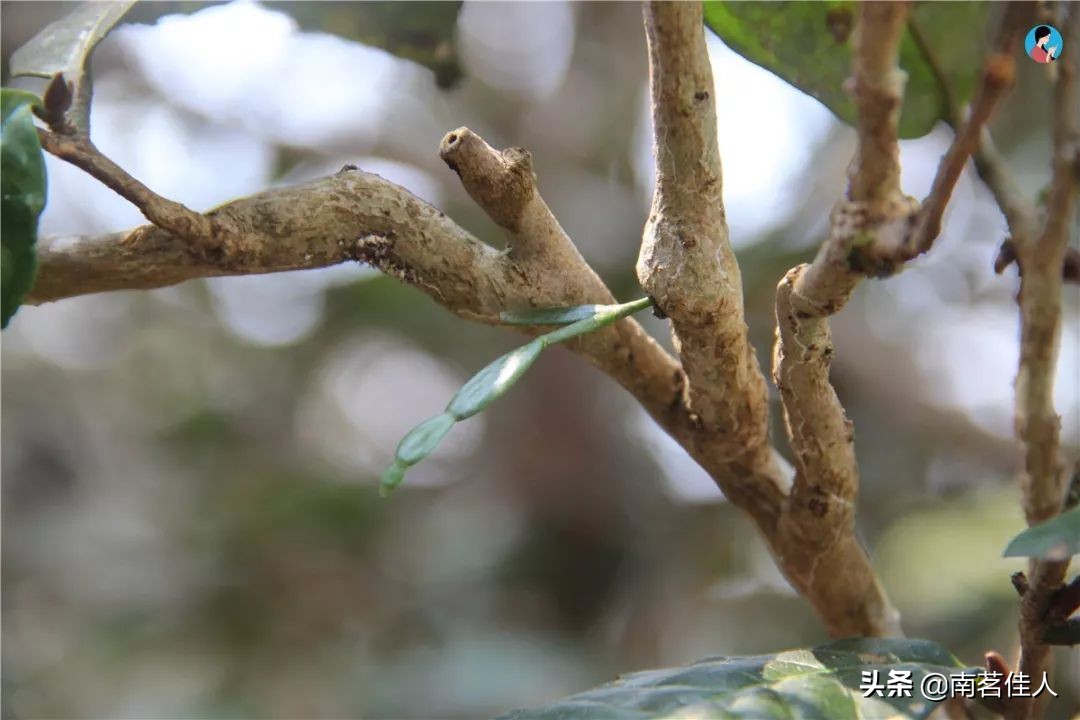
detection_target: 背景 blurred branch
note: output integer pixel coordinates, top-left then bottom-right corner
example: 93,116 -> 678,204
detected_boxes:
1010,4 -> 1079,719
905,2 -> 1028,258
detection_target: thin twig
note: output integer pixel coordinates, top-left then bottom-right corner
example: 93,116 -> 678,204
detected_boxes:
906,15 -> 961,127
975,131 -> 1042,243
37,129 -> 215,244
906,2 -> 1028,256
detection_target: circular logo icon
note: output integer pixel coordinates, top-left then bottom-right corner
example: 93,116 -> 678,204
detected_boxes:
1025,25 -> 1063,63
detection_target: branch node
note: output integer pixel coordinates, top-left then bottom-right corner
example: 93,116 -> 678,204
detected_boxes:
438,127 -> 535,234
1012,570 -> 1030,597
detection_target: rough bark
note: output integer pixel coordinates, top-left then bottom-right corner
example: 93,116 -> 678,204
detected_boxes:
637,1 -> 901,637
1009,6 -> 1079,720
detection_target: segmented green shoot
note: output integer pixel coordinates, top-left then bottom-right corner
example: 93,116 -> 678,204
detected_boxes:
380,297 -> 653,495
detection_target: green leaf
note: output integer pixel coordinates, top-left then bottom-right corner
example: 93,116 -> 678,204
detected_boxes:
381,298 -> 653,493
500,304 -> 610,326
10,1 -> 137,80
447,340 -> 545,420
395,412 -> 456,466
1003,506 -> 1080,560
497,638 -> 976,720
703,2 -> 988,138
1,89 -> 48,328
264,2 -> 464,88
379,460 -> 408,497
538,297 -> 654,346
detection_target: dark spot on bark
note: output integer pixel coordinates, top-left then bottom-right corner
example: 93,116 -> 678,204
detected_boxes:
994,239 -> 1017,274
650,297 -> 668,319
694,90 -> 709,101
202,243 -> 226,265
796,310 -> 812,320
1064,248 -> 1080,282
808,497 -> 829,518
823,346 -> 834,358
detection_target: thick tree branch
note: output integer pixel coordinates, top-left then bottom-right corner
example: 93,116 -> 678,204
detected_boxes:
637,2 -> 899,637
28,168 -> 497,307
637,0 -> 775,496
778,0 -> 912,482
1011,6 -> 1080,718
30,159 -> 698,478
438,127 -> 617,305
847,2 -> 908,207
769,1 -> 913,639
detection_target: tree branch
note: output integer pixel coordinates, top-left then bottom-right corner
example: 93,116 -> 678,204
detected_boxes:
636,2 -> 900,637
906,2 -> 1028,256
1011,5 -> 1080,717
915,1 -> 1078,285
28,168 -> 499,307
769,1 -> 913,639
26,0 -> 905,635
977,132 -> 1041,242
637,0 -> 775,497
847,2 -> 909,207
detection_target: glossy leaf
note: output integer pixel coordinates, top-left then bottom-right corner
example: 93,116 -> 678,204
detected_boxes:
497,638 -> 976,720
395,413 -> 456,466
381,298 -> 653,493
538,298 -> 654,346
10,1 -> 137,79
379,460 -> 408,497
703,2 -> 988,138
1003,506 -> 1080,560
1,89 -> 47,328
500,304 -> 610,326
447,340 -> 545,420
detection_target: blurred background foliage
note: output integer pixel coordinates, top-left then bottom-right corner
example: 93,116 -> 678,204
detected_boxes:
1,2 -> 1078,718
